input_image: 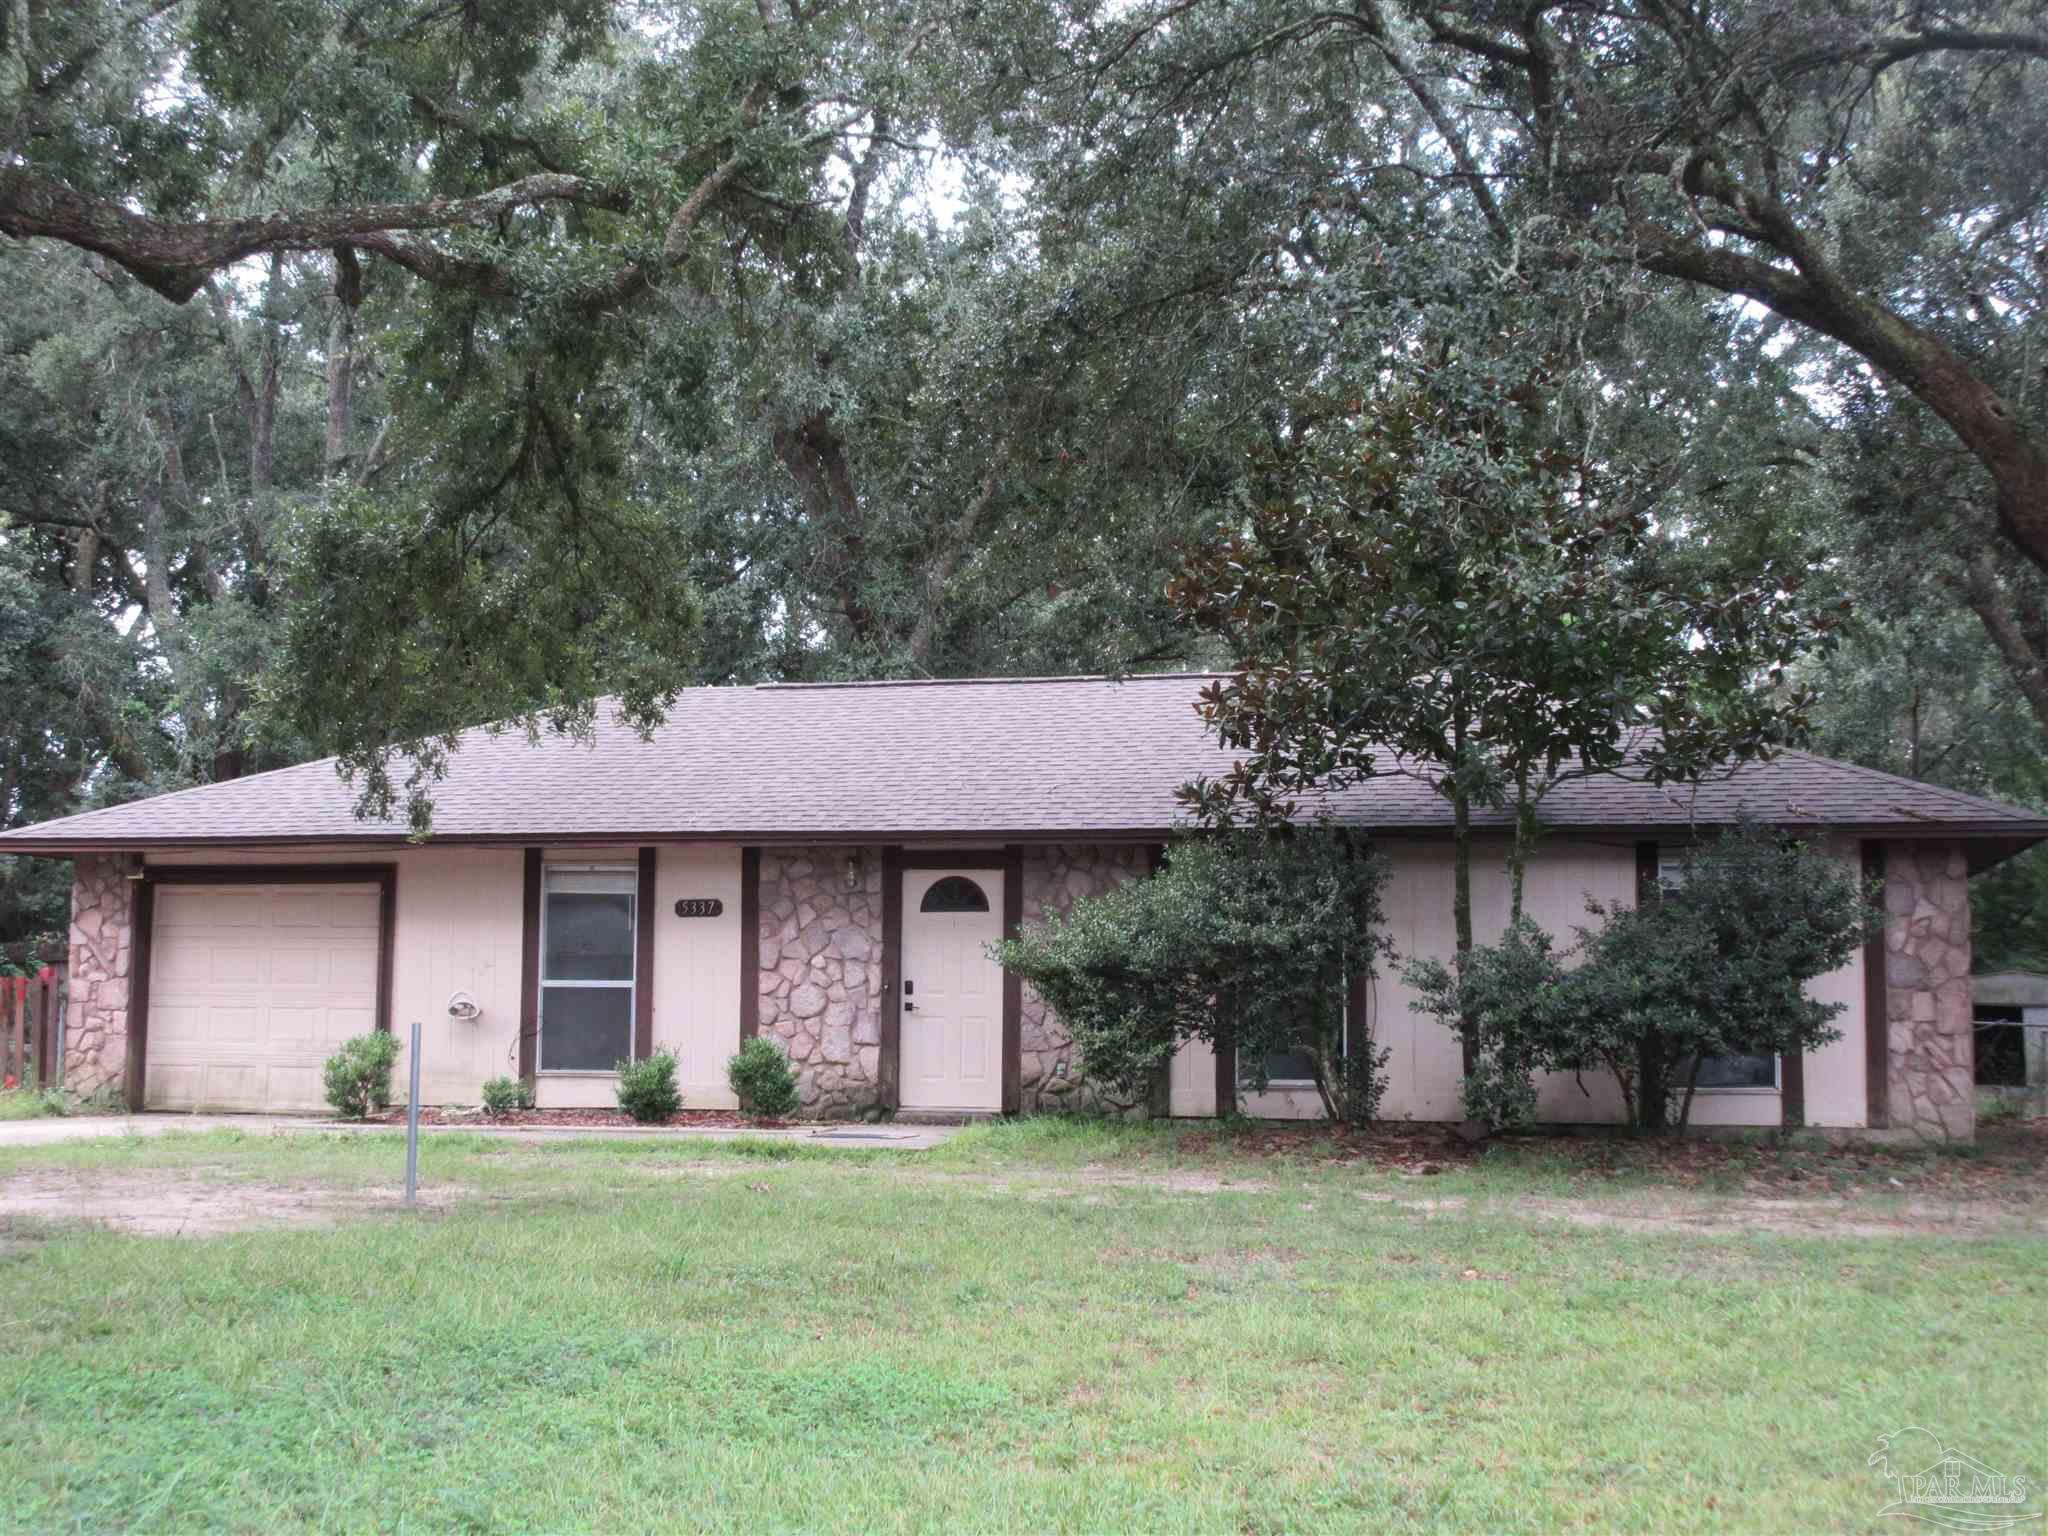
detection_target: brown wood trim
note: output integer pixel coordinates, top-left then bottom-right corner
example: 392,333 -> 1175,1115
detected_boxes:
635,847 -> 656,1060
878,847 -> 903,1110
1862,840 -> 1889,1129
1002,844 -> 1023,1116
519,848 -> 542,1081
896,849 -> 1010,869
125,879 -> 154,1114
145,863 -> 399,886
1213,1033 -> 1236,1120
739,847 -> 761,1042
374,866 -> 397,1036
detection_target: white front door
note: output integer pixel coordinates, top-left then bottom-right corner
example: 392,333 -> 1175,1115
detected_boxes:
899,868 -> 1005,1111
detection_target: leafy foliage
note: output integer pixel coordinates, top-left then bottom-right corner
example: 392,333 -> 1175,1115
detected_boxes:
480,1076 -> 536,1116
1172,375 -> 1835,1069
1410,831 -> 1877,1131
322,1031 -> 401,1121
727,1038 -> 800,1120
999,832 -> 1389,1121
614,1051 -> 681,1124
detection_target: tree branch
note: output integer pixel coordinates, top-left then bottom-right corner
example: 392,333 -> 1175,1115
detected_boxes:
0,168 -> 630,302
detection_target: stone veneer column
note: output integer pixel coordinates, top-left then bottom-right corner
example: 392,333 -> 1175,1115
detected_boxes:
1882,841 -> 1975,1142
1017,844 -> 1151,1113
65,855 -> 135,1100
755,848 -> 884,1117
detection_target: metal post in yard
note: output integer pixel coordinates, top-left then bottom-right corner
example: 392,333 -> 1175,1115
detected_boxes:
405,1020 -> 422,1208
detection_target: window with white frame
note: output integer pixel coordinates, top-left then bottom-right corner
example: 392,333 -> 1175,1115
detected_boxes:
539,865 -> 638,1072
1655,849 -> 1778,1091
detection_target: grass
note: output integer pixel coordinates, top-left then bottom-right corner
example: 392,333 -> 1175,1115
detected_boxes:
0,1122 -> 2039,1533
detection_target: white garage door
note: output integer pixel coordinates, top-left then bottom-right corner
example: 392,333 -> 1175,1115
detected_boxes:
145,883 -> 382,1112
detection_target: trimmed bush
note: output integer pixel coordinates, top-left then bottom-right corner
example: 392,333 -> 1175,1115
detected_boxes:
727,1037 -> 800,1119
480,1075 -> 534,1116
615,1051 -> 682,1123
999,830 -> 1390,1119
322,1031 -> 401,1120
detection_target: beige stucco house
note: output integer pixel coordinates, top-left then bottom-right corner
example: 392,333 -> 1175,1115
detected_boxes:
4,675 -> 2043,1140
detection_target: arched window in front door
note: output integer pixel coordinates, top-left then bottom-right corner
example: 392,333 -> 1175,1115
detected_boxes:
919,876 -> 990,913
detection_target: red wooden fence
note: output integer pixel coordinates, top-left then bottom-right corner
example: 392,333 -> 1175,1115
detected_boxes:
2,969 -> 64,1090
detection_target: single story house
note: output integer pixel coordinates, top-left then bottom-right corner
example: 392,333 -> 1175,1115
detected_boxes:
3,674 -> 2043,1140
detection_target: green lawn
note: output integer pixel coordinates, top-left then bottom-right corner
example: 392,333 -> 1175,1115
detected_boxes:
0,1121 -> 2040,1533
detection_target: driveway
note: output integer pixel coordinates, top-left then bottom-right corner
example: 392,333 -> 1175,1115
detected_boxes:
0,1113 -> 958,1150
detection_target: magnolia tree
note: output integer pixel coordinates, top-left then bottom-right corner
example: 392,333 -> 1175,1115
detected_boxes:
1173,380 -> 1836,1072
998,831 -> 1390,1121
1409,829 -> 1879,1131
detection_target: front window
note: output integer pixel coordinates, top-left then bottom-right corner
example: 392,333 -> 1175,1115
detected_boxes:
540,866 -> 637,1072
1689,1053 -> 1778,1090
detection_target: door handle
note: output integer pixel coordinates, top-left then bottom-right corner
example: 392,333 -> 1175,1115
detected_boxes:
903,999 -> 916,1012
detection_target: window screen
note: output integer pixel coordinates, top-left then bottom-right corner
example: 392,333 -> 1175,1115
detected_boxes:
540,867 -> 636,1072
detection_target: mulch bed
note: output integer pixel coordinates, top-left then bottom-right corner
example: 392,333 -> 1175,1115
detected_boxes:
365,1107 -> 792,1131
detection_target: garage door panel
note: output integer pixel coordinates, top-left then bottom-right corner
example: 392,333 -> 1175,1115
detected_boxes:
265,1067 -> 325,1110
206,1005 -> 268,1044
268,947 -> 329,987
145,881 -> 385,1113
327,948 -> 379,990
273,890 -> 379,929
149,1002 -> 209,1043
147,1063 -> 204,1108
154,946 -> 215,987
159,889 -> 269,930
208,946 -> 266,987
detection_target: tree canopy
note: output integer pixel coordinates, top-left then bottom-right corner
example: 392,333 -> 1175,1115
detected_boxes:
1,0 -> 2043,953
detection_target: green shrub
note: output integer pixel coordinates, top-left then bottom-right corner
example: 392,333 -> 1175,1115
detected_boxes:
322,1032 -> 402,1120
0,1087 -> 69,1121
615,1051 -> 682,1123
727,1037 -> 800,1119
1410,827 -> 1878,1132
999,830 -> 1390,1119
480,1075 -> 535,1116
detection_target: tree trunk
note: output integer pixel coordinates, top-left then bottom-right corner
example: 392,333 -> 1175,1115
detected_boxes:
1507,766 -> 1537,926
1635,1036 -> 1669,1133
324,297 -> 354,474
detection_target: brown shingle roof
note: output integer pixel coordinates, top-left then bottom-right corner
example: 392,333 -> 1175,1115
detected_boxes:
4,673 -> 2044,854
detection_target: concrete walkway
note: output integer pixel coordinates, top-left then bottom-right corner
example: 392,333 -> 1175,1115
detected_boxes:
0,1113 -> 959,1150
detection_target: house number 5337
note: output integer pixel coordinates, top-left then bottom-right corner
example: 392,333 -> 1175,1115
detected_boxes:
672,898 -> 724,919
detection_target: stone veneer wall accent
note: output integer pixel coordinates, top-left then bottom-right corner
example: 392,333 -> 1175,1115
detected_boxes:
66,855 -> 135,1100
756,847 -> 885,1117
1017,843 -> 1152,1113
1882,841 -> 1974,1142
